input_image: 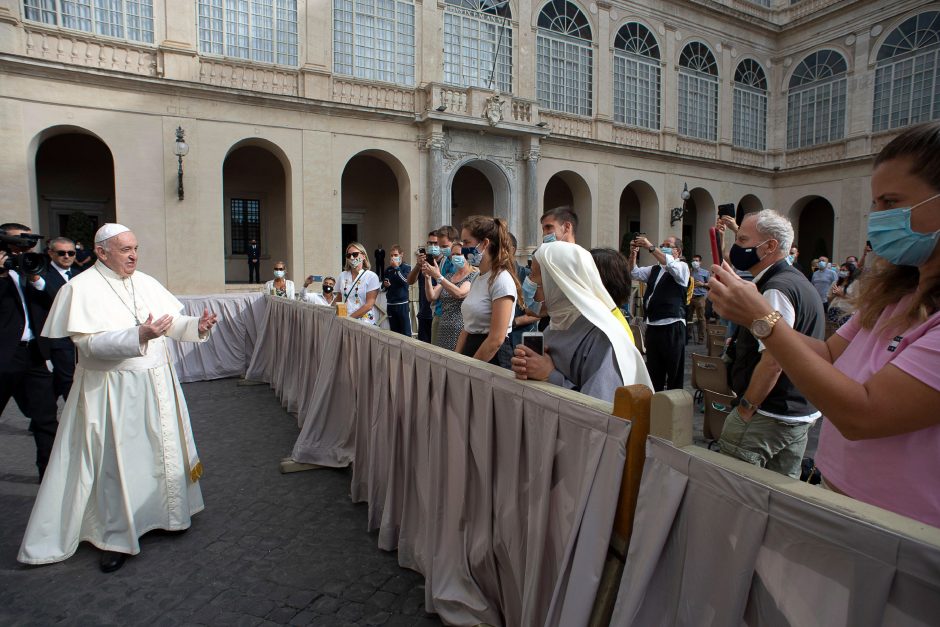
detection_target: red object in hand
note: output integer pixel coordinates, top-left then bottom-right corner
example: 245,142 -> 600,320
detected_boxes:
709,227 -> 723,266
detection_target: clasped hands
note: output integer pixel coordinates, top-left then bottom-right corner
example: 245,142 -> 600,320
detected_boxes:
137,308 -> 217,343
511,345 -> 554,381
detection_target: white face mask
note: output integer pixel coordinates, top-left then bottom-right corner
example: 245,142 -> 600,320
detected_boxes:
273,270 -> 285,278
691,261 -> 701,269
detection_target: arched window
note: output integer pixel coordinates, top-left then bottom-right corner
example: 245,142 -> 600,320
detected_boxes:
786,50 -> 847,149
873,12 -> 940,131
536,0 -> 593,116
333,0 -> 415,85
23,0 -> 155,44
678,42 -> 719,141
733,59 -> 768,150
613,22 -> 660,130
443,0 -> 512,92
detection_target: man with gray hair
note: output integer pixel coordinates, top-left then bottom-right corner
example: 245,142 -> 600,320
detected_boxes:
715,210 -> 825,478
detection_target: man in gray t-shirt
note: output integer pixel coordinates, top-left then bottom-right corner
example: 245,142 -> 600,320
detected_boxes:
811,256 -> 838,311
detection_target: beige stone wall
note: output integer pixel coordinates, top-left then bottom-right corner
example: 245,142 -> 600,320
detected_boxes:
0,0 -> 928,292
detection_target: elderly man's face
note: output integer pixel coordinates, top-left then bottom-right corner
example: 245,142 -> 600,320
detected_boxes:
49,241 -> 77,268
98,232 -> 139,278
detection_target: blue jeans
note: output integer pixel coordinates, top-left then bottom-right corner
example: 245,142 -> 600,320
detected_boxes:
387,303 -> 412,337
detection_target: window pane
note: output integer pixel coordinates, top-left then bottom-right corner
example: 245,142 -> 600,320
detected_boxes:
197,0 -> 298,66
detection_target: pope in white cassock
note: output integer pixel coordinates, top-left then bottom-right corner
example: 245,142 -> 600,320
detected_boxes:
17,223 -> 218,573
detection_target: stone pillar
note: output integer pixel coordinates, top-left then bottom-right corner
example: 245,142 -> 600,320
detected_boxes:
524,143 -> 541,248
427,131 -> 446,231
159,0 -> 199,82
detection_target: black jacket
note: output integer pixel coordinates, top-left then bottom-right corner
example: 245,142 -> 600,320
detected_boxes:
42,267 -> 75,349
1,272 -> 53,365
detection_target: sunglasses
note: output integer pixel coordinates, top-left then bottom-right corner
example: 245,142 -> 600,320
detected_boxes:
274,267 -> 285,271
345,252 -> 361,259
54,250 -> 76,257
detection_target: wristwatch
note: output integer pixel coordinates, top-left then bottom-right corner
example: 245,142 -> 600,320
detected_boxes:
739,396 -> 757,412
648,245 -> 656,253
751,310 -> 783,339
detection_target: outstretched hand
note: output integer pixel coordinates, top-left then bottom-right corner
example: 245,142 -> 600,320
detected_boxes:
198,308 -> 218,335
138,313 -> 173,343
706,261 -> 773,326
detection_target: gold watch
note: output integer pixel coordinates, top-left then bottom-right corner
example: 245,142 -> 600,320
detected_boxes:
751,310 -> 782,339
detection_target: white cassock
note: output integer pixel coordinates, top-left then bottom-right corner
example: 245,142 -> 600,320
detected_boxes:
18,261 -> 209,564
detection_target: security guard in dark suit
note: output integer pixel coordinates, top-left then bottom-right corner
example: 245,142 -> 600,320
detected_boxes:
43,236 -> 78,400
0,223 -> 57,480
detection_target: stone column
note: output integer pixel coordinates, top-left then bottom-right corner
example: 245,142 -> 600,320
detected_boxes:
427,131 -> 447,231
523,141 -> 541,249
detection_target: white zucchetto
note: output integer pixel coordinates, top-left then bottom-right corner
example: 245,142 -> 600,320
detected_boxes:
94,223 -> 131,244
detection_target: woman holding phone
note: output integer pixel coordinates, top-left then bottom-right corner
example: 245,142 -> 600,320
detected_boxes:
425,242 -> 478,350
511,242 -> 652,401
707,122 -> 940,527
456,216 -> 519,368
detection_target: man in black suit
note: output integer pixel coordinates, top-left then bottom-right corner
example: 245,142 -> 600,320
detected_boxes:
0,223 -> 58,480
43,236 -> 78,400
247,239 -> 261,283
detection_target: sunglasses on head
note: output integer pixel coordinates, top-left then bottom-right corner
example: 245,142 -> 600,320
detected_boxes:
346,252 -> 361,259
55,250 -> 76,257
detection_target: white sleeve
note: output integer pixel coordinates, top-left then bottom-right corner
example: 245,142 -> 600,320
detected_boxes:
631,265 -> 652,283
363,271 -> 381,293
662,258 -> 691,285
489,270 -> 517,301
757,288 -> 796,351
286,280 -> 295,299
74,328 -> 146,360
166,315 -> 206,343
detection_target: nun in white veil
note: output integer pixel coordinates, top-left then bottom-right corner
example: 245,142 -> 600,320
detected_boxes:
511,242 -> 652,401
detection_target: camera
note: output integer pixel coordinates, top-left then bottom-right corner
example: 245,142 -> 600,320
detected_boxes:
0,229 -> 48,276
417,246 -> 426,256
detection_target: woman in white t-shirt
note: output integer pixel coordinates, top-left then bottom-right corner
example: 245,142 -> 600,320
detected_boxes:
456,215 -> 520,368
339,242 -> 381,325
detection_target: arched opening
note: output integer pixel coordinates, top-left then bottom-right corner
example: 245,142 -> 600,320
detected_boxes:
34,130 -> 115,248
223,142 -> 289,284
341,153 -> 403,271
618,180 -> 659,264
736,193 -> 764,224
543,171 -> 593,246
448,159 -> 511,233
682,187 -> 715,260
792,195 -> 835,274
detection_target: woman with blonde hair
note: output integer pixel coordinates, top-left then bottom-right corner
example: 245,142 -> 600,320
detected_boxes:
708,121 -> 940,527
456,215 -> 520,368
338,241 -> 381,324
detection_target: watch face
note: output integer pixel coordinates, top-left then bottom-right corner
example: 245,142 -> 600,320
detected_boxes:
752,319 -> 772,338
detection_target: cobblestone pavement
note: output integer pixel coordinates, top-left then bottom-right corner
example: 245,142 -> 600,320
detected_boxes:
0,379 -> 442,627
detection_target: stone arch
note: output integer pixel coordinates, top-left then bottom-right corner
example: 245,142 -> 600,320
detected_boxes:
618,180 -> 659,261
790,195 -> 835,273
682,186 -> 716,260
340,149 -> 412,272
447,157 -> 512,230
30,125 -> 116,246
736,193 -> 764,223
222,138 -> 292,284
542,170 -> 593,246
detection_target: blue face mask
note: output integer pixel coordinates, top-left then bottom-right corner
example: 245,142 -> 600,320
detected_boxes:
660,247 -> 673,257
522,276 -> 538,309
542,233 -> 557,244
427,245 -> 441,257
440,247 -> 452,258
786,255 -> 794,265
868,193 -> 940,266
451,255 -> 466,269
465,245 -> 483,267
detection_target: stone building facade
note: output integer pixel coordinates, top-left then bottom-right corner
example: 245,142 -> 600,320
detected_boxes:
0,0 -> 935,292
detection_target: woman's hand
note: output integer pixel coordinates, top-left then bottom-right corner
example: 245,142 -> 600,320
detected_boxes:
831,284 -> 845,298
424,258 -> 442,281
511,345 -> 553,381
717,215 -> 738,233
706,261 -> 773,326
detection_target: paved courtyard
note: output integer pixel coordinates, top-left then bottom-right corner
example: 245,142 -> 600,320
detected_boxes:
0,379 -> 442,627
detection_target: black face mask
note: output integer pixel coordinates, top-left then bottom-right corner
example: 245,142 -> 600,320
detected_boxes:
729,241 -> 768,272
323,285 -> 334,294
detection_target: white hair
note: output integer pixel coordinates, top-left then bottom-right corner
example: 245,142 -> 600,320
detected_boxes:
750,209 -> 794,254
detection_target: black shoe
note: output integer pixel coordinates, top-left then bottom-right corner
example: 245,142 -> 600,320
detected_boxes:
99,551 -> 127,573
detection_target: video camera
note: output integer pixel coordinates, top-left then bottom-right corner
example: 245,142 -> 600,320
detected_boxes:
0,228 -> 49,276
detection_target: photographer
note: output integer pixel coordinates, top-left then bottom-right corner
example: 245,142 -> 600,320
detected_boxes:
0,222 -> 57,480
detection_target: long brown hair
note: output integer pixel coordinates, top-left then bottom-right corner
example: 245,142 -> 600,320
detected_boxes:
461,215 -> 522,301
857,122 -> 940,332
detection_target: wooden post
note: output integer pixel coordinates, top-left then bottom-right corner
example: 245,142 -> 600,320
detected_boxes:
610,384 -> 652,557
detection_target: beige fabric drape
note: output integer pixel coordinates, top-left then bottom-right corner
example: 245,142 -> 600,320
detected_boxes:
248,296 -> 632,627
611,437 -> 940,627
167,293 -> 266,382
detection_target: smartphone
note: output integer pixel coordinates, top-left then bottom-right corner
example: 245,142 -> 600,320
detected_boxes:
866,240 -> 872,249
709,227 -> 723,266
522,332 -> 544,355
417,246 -> 426,256
718,203 -> 736,219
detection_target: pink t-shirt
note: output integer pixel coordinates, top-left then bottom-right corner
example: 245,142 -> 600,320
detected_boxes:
816,296 -> 940,527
